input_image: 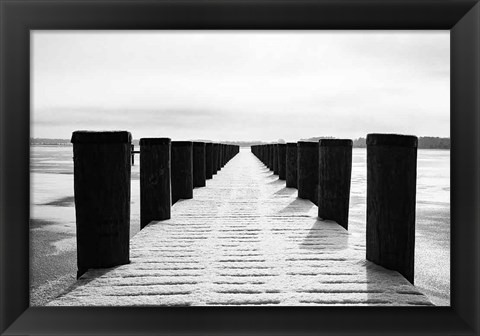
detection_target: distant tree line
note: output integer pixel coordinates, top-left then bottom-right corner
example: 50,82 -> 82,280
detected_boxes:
30,138 -> 72,145
271,136 -> 450,149
418,137 -> 450,149
352,137 -> 450,149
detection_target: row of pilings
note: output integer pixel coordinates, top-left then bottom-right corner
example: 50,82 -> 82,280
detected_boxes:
71,130 -> 239,278
251,133 -> 417,284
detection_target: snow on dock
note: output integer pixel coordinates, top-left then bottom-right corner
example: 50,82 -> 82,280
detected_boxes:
48,149 -> 432,306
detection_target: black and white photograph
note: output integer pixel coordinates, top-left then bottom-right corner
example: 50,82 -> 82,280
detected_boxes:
30,31 -> 450,307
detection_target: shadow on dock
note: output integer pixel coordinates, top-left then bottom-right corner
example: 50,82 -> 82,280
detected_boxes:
301,219 -> 349,251
273,187 -> 296,196
278,198 -> 314,214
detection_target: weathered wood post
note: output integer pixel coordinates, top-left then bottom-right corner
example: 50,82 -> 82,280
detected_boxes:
273,144 -> 279,175
212,143 -> 219,175
268,144 -> 275,172
224,144 -> 227,165
278,143 -> 287,180
286,142 -> 298,188
318,139 -> 352,230
140,138 -> 171,229
193,142 -> 206,188
265,145 -> 272,170
252,145 -> 258,160
219,144 -> 223,168
366,133 -> 418,284
71,131 -> 131,278
297,141 -> 319,205
222,144 -> 227,167
261,145 -> 266,167
222,144 -> 225,169
217,144 -> 223,172
131,144 -> 135,166
171,141 -> 193,204
205,142 -> 213,179
264,145 -> 268,166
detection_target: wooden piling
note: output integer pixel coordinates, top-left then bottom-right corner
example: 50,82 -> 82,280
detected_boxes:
366,133 -> 418,284
297,141 -> 319,205
205,142 -> 213,179
139,138 -> 171,230
278,143 -> 287,180
131,144 -> 135,166
212,143 -> 219,175
71,131 -> 131,278
216,144 -> 223,172
260,145 -> 265,165
318,139 -> 352,230
265,145 -> 268,166
193,142 -> 206,188
266,145 -> 271,170
221,144 -> 226,167
273,144 -> 279,175
171,141 -> 193,204
269,144 -> 275,171
286,142 -> 298,188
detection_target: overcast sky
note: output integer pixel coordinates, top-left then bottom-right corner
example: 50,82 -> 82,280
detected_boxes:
32,31 -> 449,142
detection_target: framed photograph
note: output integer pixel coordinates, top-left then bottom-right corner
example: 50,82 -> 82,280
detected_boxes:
1,0 -> 479,335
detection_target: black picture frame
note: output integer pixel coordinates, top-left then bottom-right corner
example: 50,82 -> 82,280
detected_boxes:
1,0 -> 479,335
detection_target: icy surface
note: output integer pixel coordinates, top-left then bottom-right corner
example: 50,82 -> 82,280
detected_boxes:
48,150 -> 432,306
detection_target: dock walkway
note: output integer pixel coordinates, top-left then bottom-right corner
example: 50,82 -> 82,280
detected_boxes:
48,149 -> 432,306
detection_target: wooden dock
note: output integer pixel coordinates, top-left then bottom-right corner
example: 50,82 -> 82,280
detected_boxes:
48,149 -> 432,306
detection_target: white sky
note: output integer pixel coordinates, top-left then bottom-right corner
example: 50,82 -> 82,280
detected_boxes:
32,31 -> 449,142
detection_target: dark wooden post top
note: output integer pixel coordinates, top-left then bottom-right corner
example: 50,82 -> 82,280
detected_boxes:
139,138 -> 171,145
172,141 -> 194,146
319,139 -> 353,147
297,141 -> 318,147
366,134 -> 418,147
71,131 -> 132,144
